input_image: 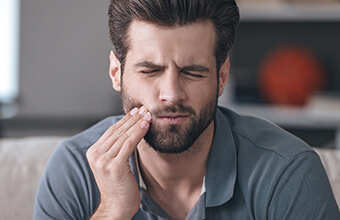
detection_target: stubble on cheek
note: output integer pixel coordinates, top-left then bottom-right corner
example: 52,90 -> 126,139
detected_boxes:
120,88 -> 144,115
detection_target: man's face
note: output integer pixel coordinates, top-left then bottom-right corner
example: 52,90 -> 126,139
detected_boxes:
111,20 -> 229,154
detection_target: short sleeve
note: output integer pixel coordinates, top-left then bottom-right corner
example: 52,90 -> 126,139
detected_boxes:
33,143 -> 99,220
268,151 -> 340,219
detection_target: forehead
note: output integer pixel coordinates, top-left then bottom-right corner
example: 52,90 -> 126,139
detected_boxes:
125,20 -> 216,66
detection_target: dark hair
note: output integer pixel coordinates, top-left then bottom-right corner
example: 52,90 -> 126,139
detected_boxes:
108,0 -> 239,72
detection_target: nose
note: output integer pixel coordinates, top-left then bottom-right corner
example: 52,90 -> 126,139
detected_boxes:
158,70 -> 186,105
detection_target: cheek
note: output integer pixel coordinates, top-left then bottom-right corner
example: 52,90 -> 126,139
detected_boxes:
192,80 -> 218,100
123,80 -> 156,107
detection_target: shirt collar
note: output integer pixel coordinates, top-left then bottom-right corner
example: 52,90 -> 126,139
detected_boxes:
133,150 -> 206,195
204,107 -> 237,207
134,150 -> 147,190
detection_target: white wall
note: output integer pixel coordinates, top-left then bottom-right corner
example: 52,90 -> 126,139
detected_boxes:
18,0 -> 122,119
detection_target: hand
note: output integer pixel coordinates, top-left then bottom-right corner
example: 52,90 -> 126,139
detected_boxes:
87,106 -> 151,219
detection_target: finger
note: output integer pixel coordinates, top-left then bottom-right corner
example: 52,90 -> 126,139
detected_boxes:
96,107 -> 139,146
91,107 -> 147,155
100,107 -> 149,155
116,118 -> 150,161
106,112 -> 151,159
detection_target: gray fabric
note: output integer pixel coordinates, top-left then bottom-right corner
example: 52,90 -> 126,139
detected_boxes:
0,136 -> 66,220
33,106 -> 340,219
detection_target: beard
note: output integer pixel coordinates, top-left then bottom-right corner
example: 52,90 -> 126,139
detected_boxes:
121,88 -> 218,154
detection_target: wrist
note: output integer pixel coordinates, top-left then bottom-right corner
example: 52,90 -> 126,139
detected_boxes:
90,202 -> 133,220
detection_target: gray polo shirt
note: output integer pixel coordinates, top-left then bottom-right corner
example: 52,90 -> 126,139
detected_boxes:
34,107 -> 340,219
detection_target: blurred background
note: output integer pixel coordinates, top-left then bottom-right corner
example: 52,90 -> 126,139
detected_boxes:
1,0 -> 340,148
1,0 -> 120,137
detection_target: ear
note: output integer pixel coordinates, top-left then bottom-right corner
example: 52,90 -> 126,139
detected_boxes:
109,51 -> 122,92
218,57 -> 230,97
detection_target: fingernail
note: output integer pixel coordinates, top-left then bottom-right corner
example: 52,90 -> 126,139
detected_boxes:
143,112 -> 151,121
130,107 -> 138,115
140,121 -> 149,128
139,106 -> 146,114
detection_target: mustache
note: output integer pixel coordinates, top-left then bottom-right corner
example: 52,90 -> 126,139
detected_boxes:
150,105 -> 196,117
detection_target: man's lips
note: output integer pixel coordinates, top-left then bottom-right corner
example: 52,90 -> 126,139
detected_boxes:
155,114 -> 189,124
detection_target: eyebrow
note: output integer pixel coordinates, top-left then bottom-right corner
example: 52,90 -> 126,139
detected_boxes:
134,61 -> 164,70
134,61 -> 210,74
182,64 -> 210,73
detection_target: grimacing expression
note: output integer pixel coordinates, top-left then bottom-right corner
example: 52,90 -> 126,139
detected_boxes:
121,88 -> 218,154
111,21 -> 229,154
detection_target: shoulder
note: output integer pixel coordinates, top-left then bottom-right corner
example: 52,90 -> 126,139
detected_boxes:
217,106 -> 313,160
34,115 -> 123,219
216,106 -> 319,186
62,115 -> 123,153
216,107 -> 340,218
45,115 -> 124,182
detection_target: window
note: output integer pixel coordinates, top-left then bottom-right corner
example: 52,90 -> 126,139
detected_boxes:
0,0 -> 20,104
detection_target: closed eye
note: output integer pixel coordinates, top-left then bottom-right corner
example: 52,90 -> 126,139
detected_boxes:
181,64 -> 210,78
182,71 -> 206,78
140,69 -> 161,74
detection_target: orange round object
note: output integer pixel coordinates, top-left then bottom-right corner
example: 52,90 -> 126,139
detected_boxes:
259,46 -> 325,106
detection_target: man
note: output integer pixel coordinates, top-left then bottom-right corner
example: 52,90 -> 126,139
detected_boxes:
34,0 -> 340,219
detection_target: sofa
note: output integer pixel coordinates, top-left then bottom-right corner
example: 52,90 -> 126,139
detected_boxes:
0,136 -> 339,219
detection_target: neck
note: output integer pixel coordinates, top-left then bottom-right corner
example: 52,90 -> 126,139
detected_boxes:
137,121 -> 214,215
